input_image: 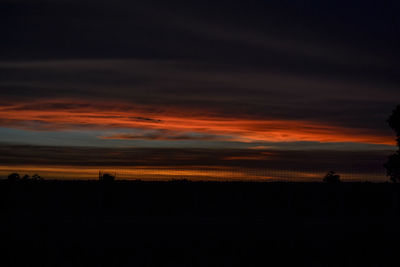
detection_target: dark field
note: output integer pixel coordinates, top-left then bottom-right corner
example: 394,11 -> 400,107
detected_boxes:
2,180 -> 400,267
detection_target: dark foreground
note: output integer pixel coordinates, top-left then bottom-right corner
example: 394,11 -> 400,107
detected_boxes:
2,180 -> 400,267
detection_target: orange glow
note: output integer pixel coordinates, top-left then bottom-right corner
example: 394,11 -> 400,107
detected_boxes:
0,165 -> 274,181
0,165 -> 386,182
223,155 -> 270,160
0,99 -> 394,145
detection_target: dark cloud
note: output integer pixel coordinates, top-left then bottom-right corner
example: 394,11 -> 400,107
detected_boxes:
0,59 -> 398,134
100,130 -> 230,141
130,117 -> 161,123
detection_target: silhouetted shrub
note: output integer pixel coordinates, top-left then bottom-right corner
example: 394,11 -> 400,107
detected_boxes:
7,173 -> 20,181
323,171 -> 341,183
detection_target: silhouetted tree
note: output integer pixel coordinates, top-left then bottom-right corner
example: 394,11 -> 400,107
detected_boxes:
99,171 -> 115,182
7,173 -> 20,181
384,152 -> 400,182
385,105 -> 400,182
388,104 -> 400,146
323,171 -> 341,183
22,174 -> 30,180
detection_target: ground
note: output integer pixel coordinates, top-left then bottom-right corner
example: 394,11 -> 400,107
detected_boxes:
2,180 -> 400,266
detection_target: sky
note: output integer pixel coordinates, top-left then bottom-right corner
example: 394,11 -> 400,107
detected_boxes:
1,0 -> 399,181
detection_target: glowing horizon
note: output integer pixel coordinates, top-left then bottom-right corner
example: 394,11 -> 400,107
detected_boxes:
0,165 -> 387,182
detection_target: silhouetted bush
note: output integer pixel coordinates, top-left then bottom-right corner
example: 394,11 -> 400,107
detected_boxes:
7,173 -> 20,181
323,171 -> 341,183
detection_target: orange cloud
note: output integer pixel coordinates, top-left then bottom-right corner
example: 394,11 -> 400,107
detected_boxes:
0,99 -> 394,145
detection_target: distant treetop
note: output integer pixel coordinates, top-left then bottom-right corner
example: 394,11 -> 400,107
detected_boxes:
8,173 -> 20,181
6,173 -> 44,182
99,171 -> 116,182
323,171 -> 341,183
388,105 -> 400,137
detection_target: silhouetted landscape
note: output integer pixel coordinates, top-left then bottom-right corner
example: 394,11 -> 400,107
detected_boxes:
2,178 -> 400,266
2,0 -> 400,266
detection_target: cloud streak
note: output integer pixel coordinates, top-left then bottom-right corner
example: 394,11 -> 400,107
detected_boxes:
100,130 -> 230,141
0,99 -> 395,145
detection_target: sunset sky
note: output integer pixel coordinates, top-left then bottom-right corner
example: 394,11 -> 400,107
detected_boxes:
1,0 -> 399,181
